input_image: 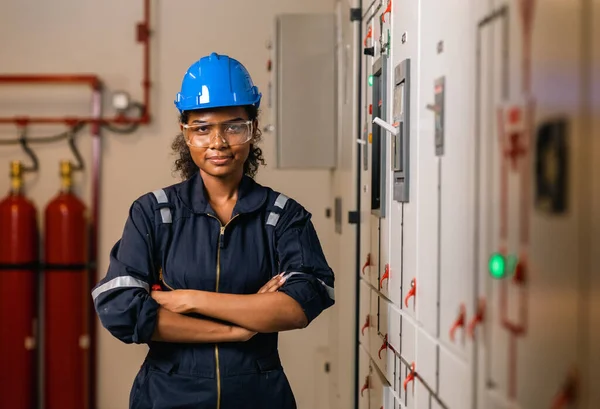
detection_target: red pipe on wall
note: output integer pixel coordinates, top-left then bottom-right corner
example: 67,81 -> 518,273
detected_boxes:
0,117 -> 148,125
0,0 -> 151,126
0,75 -> 101,89
140,0 -> 151,121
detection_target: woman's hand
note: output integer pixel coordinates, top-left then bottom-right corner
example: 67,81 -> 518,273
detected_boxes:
227,274 -> 286,340
257,273 -> 287,294
151,289 -> 196,314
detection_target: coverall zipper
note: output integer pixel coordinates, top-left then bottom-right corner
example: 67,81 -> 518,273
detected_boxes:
208,213 -> 239,409
158,268 -> 175,291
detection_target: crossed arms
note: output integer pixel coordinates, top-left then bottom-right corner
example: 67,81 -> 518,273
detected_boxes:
150,273 -> 308,344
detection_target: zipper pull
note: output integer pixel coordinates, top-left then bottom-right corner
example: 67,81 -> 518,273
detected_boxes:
152,268 -> 164,291
220,226 -> 225,248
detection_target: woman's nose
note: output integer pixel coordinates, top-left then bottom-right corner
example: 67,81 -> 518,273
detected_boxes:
208,132 -> 228,149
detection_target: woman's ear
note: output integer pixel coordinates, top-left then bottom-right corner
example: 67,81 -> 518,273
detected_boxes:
252,119 -> 260,141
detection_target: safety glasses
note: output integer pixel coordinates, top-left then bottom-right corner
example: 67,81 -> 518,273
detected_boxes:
182,120 -> 254,148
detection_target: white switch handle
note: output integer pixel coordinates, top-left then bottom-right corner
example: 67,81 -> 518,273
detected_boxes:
372,117 -> 399,136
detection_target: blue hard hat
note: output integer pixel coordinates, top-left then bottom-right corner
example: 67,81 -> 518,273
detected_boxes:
174,52 -> 261,112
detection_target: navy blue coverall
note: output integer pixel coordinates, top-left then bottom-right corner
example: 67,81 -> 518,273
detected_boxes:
92,173 -> 335,409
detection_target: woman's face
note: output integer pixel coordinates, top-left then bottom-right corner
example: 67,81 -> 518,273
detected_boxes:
181,106 -> 253,180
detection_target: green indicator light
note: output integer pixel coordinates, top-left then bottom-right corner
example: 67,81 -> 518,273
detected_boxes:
488,253 -> 506,279
368,75 -> 374,86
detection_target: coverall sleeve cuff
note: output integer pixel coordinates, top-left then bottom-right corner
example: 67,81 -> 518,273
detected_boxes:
279,280 -> 326,325
133,295 -> 160,344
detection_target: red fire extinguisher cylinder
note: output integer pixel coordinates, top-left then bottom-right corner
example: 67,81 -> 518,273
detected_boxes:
44,160 -> 89,409
0,160 -> 39,409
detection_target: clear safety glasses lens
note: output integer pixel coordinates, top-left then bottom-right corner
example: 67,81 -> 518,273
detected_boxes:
183,121 -> 253,148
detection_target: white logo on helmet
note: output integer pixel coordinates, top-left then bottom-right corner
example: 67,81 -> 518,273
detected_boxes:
199,85 -> 210,104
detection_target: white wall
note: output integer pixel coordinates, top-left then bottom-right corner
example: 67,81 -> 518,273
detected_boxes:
0,1 -> 340,408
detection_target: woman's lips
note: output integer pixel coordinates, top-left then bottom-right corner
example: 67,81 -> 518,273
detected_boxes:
207,156 -> 233,165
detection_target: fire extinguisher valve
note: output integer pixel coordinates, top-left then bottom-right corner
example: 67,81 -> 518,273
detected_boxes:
60,160 -> 73,192
10,160 -> 23,193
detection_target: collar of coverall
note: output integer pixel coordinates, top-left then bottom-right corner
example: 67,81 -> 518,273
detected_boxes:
176,171 -> 269,216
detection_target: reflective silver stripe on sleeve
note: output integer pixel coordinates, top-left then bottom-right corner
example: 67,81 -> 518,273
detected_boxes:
152,189 -> 172,224
281,272 -> 335,301
91,276 -> 150,301
266,212 -> 280,227
274,194 -> 289,209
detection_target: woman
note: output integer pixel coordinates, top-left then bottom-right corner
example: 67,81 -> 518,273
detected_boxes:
92,52 -> 335,409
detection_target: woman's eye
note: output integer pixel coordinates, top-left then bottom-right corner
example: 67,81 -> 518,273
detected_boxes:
226,125 -> 243,133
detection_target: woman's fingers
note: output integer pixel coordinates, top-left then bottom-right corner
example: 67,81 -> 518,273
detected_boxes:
265,274 -> 286,293
258,274 -> 280,293
258,273 -> 287,293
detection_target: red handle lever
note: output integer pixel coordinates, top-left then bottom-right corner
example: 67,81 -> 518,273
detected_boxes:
151,284 -> 162,291
360,375 -> 370,397
550,367 -> 579,409
403,362 -> 416,391
512,256 -> 527,284
364,26 -> 373,47
379,264 -> 390,289
378,334 -> 388,359
381,0 -> 392,22
551,394 -> 569,409
404,278 -> 416,308
468,298 -> 486,339
361,315 -> 370,336
362,253 -> 372,275
449,304 -> 466,342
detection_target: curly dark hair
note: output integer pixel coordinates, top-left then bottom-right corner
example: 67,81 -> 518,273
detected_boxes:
171,105 -> 266,180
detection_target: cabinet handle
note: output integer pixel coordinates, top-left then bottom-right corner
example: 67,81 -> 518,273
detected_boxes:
363,25 -> 372,47
361,315 -> 370,336
379,264 -> 390,289
362,253 -> 372,275
360,375 -> 370,397
468,298 -> 486,339
381,0 -> 392,22
378,334 -> 388,359
449,303 -> 466,342
404,278 -> 416,308
403,362 -> 416,391
550,367 -> 578,409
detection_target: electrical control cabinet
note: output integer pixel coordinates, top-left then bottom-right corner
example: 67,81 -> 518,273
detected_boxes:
343,1 -> 597,409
